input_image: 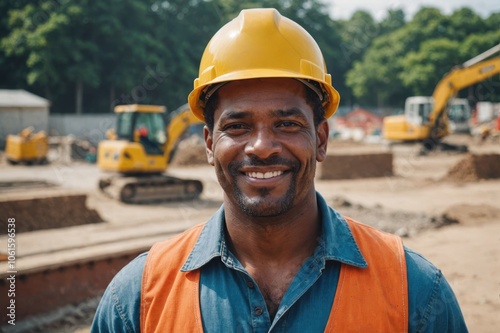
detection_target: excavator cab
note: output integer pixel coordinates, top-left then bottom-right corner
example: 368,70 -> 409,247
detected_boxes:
383,97 -> 434,141
405,97 -> 433,126
116,110 -> 167,155
98,104 -> 168,174
447,99 -> 471,133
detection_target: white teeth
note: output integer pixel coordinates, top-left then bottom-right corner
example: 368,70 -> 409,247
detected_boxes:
247,171 -> 283,179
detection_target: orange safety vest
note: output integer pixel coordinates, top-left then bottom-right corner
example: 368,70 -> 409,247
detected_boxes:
141,218 -> 408,333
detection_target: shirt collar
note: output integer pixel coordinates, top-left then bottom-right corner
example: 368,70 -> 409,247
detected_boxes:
181,192 -> 367,272
316,193 -> 367,267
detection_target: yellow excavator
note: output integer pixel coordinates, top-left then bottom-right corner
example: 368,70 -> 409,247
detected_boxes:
383,43 -> 500,150
97,104 -> 204,203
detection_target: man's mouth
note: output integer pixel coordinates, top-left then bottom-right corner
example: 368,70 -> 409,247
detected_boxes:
246,171 -> 284,179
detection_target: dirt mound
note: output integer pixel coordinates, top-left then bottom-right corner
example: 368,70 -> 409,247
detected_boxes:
170,135 -> 208,166
318,152 -> 393,180
442,204 -> 500,226
0,194 -> 103,234
330,196 -> 454,237
331,196 -> 499,237
445,153 -> 500,181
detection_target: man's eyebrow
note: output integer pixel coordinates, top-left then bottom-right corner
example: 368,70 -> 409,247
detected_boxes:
220,110 -> 252,120
220,108 -> 308,121
273,107 -> 308,120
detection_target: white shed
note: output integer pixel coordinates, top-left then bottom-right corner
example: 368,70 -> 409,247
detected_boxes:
0,89 -> 50,148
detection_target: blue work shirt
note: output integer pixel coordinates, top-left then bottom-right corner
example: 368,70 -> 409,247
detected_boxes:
91,193 -> 468,332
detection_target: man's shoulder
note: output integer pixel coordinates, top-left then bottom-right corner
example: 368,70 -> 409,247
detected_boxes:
112,252 -> 148,286
403,247 -> 468,332
404,247 -> 441,283
111,223 -> 205,283
151,223 -> 206,252
403,246 -> 446,305
91,253 -> 148,332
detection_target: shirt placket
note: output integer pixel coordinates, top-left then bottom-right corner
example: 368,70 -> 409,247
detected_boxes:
221,242 -> 272,333
269,242 -> 326,332
221,239 -> 326,333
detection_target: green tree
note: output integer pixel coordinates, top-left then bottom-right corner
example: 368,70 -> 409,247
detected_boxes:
485,12 -> 500,31
147,0 -> 222,111
0,1 -> 30,91
459,31 -> 500,103
459,31 -> 500,60
2,0 -> 168,114
2,2 -> 101,113
399,39 -> 461,95
378,8 -> 406,35
447,8 -> 486,40
344,6 -> 495,107
94,0 -> 169,111
338,10 -> 378,66
346,31 -> 412,107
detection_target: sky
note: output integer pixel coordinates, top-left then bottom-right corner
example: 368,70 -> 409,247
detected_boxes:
323,0 -> 500,21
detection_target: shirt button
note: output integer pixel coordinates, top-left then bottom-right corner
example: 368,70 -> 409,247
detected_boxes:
254,307 -> 264,316
247,280 -> 255,289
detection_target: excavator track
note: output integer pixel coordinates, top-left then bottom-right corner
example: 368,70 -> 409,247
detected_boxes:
98,174 -> 203,204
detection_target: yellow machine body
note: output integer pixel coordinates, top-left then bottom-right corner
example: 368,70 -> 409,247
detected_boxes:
5,127 -> 48,164
98,105 -> 169,174
97,140 -> 167,174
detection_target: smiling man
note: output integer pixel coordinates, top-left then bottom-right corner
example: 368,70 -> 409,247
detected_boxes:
91,8 -> 467,333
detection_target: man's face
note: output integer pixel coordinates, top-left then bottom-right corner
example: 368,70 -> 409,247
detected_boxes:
204,78 -> 328,218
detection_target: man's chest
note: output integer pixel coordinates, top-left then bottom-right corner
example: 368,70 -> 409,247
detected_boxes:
198,259 -> 339,332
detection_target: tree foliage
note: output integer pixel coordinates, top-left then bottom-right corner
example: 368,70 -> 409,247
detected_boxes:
345,6 -> 500,106
1,1 -> 498,113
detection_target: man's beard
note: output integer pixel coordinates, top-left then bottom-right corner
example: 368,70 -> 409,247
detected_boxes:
227,155 -> 301,218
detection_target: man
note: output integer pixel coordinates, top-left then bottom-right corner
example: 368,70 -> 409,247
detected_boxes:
92,8 -> 468,332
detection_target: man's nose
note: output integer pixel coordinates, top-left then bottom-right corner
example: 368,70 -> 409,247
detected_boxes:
244,127 -> 282,159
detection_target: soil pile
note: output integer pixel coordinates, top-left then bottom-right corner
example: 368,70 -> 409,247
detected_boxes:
170,135 -> 208,166
445,153 -> 500,181
0,194 -> 103,234
318,152 -> 393,180
330,196 -> 457,237
441,203 -> 500,226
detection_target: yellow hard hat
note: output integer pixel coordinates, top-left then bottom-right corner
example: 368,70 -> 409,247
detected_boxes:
188,8 -> 340,121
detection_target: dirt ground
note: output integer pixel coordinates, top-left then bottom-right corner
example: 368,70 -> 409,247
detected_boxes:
0,133 -> 499,332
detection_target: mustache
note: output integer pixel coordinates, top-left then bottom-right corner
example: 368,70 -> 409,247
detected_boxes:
228,155 -> 300,174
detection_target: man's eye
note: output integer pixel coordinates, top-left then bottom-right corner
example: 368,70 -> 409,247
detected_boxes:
222,123 -> 248,133
224,123 -> 246,130
278,121 -> 299,128
228,124 -> 245,129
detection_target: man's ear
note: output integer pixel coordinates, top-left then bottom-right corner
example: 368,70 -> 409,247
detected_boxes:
204,126 -> 214,165
316,120 -> 329,162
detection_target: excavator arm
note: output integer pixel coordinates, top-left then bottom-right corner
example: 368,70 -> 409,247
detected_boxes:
164,104 -> 204,163
429,44 -> 500,138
